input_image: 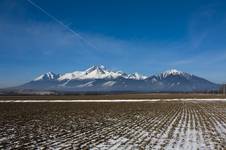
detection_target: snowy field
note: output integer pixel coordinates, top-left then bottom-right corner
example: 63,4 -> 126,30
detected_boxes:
0,100 -> 226,149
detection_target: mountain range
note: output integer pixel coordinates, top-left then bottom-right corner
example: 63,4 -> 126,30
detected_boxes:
14,65 -> 220,92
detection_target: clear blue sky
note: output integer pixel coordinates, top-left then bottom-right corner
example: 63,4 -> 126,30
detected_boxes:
0,0 -> 226,87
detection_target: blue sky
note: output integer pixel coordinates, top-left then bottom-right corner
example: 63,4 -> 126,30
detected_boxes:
0,0 -> 226,87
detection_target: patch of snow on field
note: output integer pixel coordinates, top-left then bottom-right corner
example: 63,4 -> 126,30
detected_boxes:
215,120 -> 226,137
91,136 -> 128,150
0,137 -> 7,142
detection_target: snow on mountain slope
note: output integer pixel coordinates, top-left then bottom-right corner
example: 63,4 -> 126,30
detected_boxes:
34,65 -> 148,81
58,71 -> 84,80
77,81 -> 95,88
128,72 -> 147,80
34,72 -> 60,81
102,81 -> 116,87
158,69 -> 192,79
58,65 -> 127,80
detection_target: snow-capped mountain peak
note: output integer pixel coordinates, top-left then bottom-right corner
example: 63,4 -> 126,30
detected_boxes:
85,65 -> 106,74
34,72 -> 60,81
163,69 -> 183,75
58,65 -> 126,80
128,72 -> 147,80
84,65 -> 107,78
159,69 -> 192,79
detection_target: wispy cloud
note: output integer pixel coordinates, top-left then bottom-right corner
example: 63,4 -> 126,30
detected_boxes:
187,2 -> 226,50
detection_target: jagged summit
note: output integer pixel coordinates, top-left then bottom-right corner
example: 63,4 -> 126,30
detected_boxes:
164,69 -> 183,74
33,65 -> 150,81
58,65 -> 126,80
84,65 -> 107,78
85,65 -> 106,74
158,69 -> 192,79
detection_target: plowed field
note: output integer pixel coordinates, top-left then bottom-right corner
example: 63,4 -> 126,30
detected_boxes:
0,100 -> 226,149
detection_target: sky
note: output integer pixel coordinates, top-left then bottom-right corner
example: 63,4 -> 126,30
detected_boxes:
0,0 -> 226,87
